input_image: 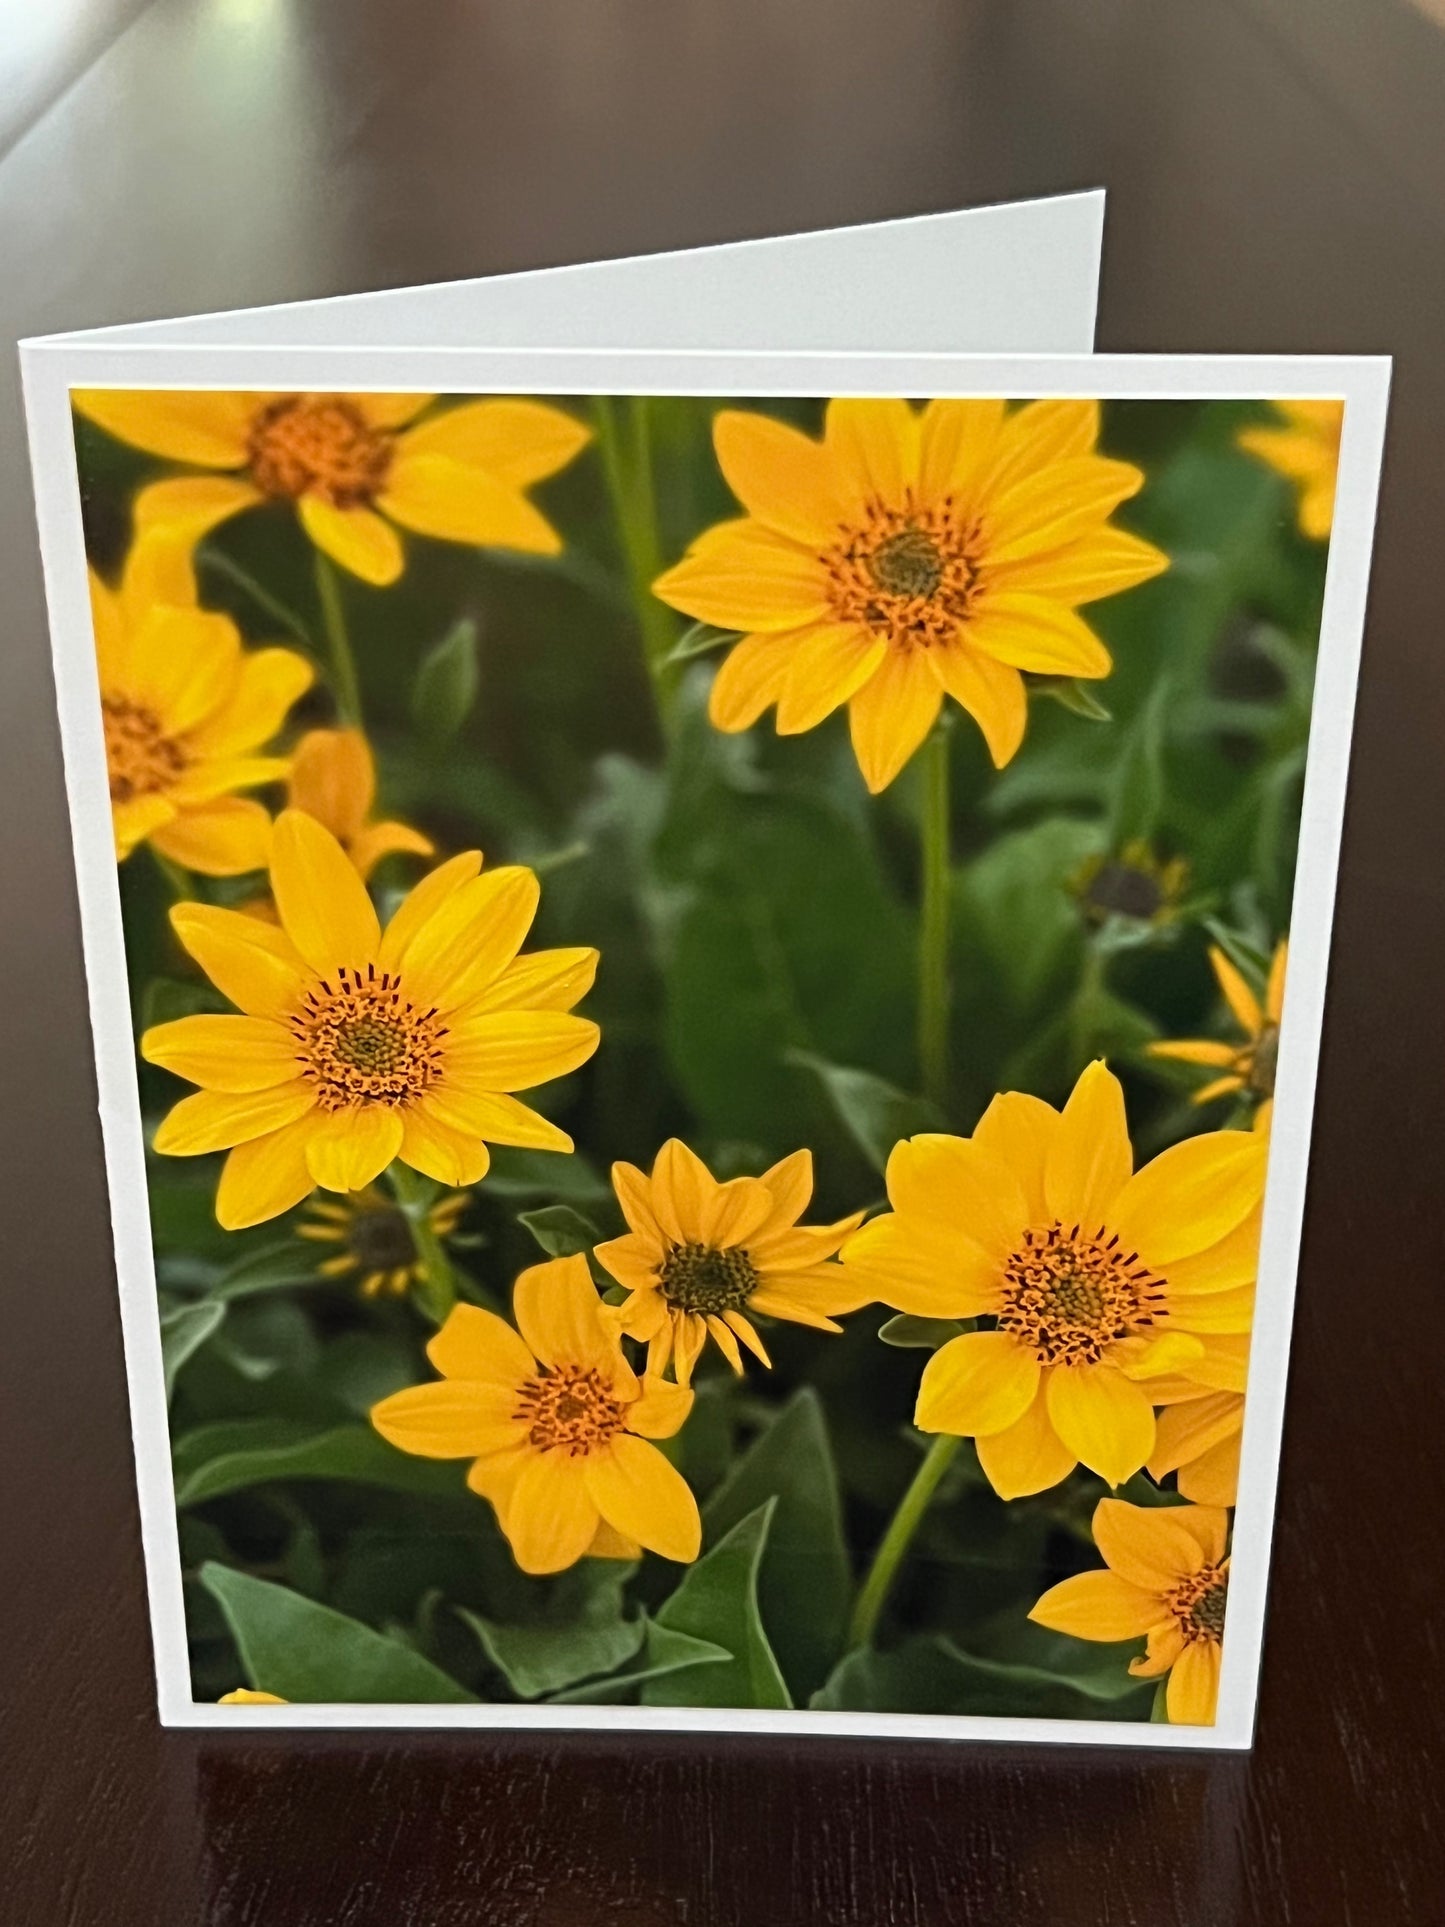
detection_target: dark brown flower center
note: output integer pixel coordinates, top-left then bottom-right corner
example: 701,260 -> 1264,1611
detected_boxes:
515,1365 -> 625,1455
658,1241 -> 758,1315
103,695 -> 188,802
1083,862 -> 1165,923
347,1204 -> 418,1271
997,1220 -> 1165,1366
247,396 -> 394,507
823,498 -> 978,651
290,964 -> 445,1110
1167,1561 -> 1229,1645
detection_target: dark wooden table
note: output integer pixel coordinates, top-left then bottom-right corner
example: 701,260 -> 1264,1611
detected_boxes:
2,3 -> 1442,1920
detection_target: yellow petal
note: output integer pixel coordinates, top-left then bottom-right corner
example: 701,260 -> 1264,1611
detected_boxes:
149,798 -> 274,878
287,728 -> 374,840
119,527 -> 199,621
585,1517 -> 643,1561
377,850 -> 483,970
1147,1039 -> 1239,1068
398,398 -> 589,486
839,1211 -> 997,1318
1045,1365 -> 1155,1487
626,1375 -> 694,1441
1092,1497 -> 1206,1590
468,946 -> 598,1017
1265,940 -> 1289,1024
466,1442 -> 529,1513
970,1090 -> 1058,1221
776,624 -> 886,734
652,519 -> 831,632
381,454 -> 562,553
348,821 -> 433,879
1111,1130 -> 1266,1266
1172,1281 -> 1255,1335
73,388 -> 255,465
512,1253 -> 625,1380
1171,1505 -> 1229,1567
1209,945 -> 1263,1035
1130,1620 -> 1186,1678
89,570 -> 124,682
1167,1205 -> 1262,1296
983,399 -> 1101,495
426,1086 -> 571,1153
1148,1394 -> 1243,1480
700,1175 -> 774,1250
153,1081 -> 315,1155
975,1383 -> 1077,1498
989,525 -> 1168,605
585,1435 -> 701,1564
270,809 -> 381,973
503,1452 -> 601,1574
142,1013 -> 301,1092
755,1147 -> 813,1228
931,644 -> 1027,767
1028,1568 -> 1161,1642
426,1302 -> 535,1387
297,496 -> 405,586
218,1690 -> 287,1705
966,594 -> 1111,678
398,1104 -> 492,1187
885,1132 -> 1027,1257
401,866 -> 540,1010
1165,1638 -> 1221,1724
707,629 -> 799,730
351,392 -> 434,429
168,755 -> 289,808
847,649 -> 944,793
169,903 -> 309,1020
370,1379 -> 522,1458
441,1011 -> 599,1093
191,648 -> 314,761
124,605 -> 240,731
823,397 -> 919,508
113,794 -> 175,859
215,1114 -> 319,1228
1174,1431 -> 1241,1509
304,1106 -> 404,1192
985,456 -> 1144,564
915,1330 -> 1041,1437
1044,1059 -> 1133,1226
610,1160 -> 663,1244
133,473 -> 263,545
917,398 -> 1006,505
712,409 -> 844,543
648,1138 -> 718,1243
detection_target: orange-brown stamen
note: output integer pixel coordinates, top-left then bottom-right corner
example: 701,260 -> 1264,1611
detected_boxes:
247,396 -> 393,507
515,1365 -> 625,1455
997,1220 -> 1165,1366
822,494 -> 978,652
290,964 -> 444,1111
1166,1560 -> 1229,1645
103,694 -> 188,802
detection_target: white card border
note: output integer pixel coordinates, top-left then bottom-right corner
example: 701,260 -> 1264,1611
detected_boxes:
20,346 -> 1390,1746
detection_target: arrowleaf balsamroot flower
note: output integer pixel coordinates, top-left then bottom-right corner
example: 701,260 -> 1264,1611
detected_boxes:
1236,400 -> 1343,541
1030,1498 -> 1230,1724
141,810 -> 599,1227
651,398 -> 1168,791
91,531 -> 312,873
1149,941 -> 1286,1113
595,1140 -> 864,1388
73,390 -> 592,586
1147,1332 -> 1250,1508
839,1061 -> 1265,1495
287,726 -> 433,879
370,1255 -> 701,1575
299,1183 -> 469,1300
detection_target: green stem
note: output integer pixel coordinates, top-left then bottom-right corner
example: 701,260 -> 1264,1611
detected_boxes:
388,1163 -> 455,1325
918,727 -> 953,1106
849,1433 -> 961,1650
593,395 -> 677,698
313,549 -> 363,726
199,547 -> 315,651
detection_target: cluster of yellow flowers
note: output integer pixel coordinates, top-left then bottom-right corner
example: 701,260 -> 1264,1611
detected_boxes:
82,388 -> 1321,1723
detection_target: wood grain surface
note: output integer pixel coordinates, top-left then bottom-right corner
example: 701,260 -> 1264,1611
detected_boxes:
1,2 -> 1442,1920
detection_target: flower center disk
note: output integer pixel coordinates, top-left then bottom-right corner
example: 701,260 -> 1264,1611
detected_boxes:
103,695 -> 187,801
997,1220 -> 1165,1366
1168,1562 -> 1229,1644
658,1241 -> 758,1315
823,500 -> 977,652
515,1365 -> 625,1456
291,965 -> 445,1111
347,1205 -> 418,1271
247,396 -> 394,506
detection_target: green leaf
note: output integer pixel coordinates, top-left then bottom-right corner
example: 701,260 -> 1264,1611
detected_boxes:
1110,676 -> 1171,845
877,1314 -> 967,1350
411,618 -> 479,742
702,1391 -> 850,1702
787,1051 -> 943,1174
455,1564 -> 644,1699
517,1204 -> 600,1259
209,1241 -> 322,1301
201,1563 -> 475,1703
484,1147 -> 610,1203
548,1619 -> 731,1704
160,1298 -> 225,1398
647,1501 -> 791,1709
811,1635 -> 1154,1720
1032,675 -> 1113,721
172,1418 -> 462,1507
660,621 -> 738,667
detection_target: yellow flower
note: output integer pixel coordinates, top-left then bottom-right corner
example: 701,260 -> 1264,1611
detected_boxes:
91,530 -> 312,873
298,1183 -> 468,1299
73,391 -> 592,587
218,1689 -> 287,1704
839,1061 -> 1265,1494
371,1254 -> 701,1575
287,727 -> 433,879
595,1140 -> 864,1388
1030,1497 -> 1230,1724
1147,1333 -> 1250,1508
651,399 -> 1167,792
141,810 -> 599,1228
1071,839 -> 1188,930
1236,400 -> 1343,540
1149,941 -> 1287,1109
